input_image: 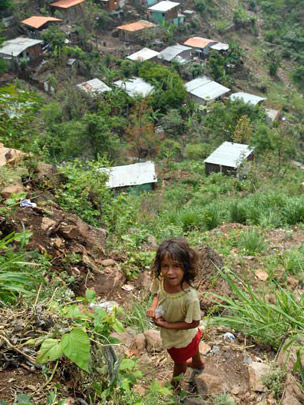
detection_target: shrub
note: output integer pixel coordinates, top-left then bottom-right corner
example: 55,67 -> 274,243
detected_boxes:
185,143 -> 211,160
239,228 -> 267,255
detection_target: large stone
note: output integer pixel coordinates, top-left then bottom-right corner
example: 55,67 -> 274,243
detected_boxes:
195,373 -> 229,397
130,333 -> 146,356
199,342 -> 211,356
1,184 -> 24,199
281,374 -> 304,405
41,217 -> 57,235
143,329 -> 162,353
100,259 -> 116,267
248,362 -> 270,392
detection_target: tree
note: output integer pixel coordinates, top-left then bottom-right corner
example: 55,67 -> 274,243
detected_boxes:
42,26 -> 66,51
233,115 -> 253,143
124,100 -> 158,159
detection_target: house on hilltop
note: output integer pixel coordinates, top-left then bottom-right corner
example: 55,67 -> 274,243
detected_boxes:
184,37 -> 217,58
117,20 -> 157,42
127,47 -> 159,62
185,76 -> 230,105
204,142 -> 254,176
51,0 -> 86,22
0,37 -> 43,70
229,92 -> 266,106
77,78 -> 112,95
210,42 -> 229,54
21,16 -> 62,38
157,44 -> 192,64
148,1 -> 180,25
100,161 -> 157,192
114,77 -> 155,98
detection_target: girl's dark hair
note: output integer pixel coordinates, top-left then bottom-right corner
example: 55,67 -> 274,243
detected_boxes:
153,238 -> 199,284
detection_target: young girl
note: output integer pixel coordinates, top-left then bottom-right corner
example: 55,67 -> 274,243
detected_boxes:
146,238 -> 204,389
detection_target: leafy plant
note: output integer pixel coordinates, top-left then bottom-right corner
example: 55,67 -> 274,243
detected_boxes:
262,364 -> 286,400
238,228 -> 267,255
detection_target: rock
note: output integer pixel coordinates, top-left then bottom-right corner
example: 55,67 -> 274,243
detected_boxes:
41,217 -> 57,234
281,373 -> 304,405
255,398 -> 268,405
277,338 -> 304,372
195,373 -> 229,397
143,329 -> 162,353
100,259 -> 116,267
137,353 -> 152,367
1,184 -> 24,199
35,162 -> 59,186
110,328 -> 137,356
255,270 -> 269,281
137,270 -> 152,291
199,342 -> 211,356
248,362 -> 270,392
130,333 -> 146,355
54,237 -> 64,248
287,276 -> 299,289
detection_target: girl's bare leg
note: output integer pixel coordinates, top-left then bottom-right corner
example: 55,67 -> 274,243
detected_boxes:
171,362 -> 187,389
186,349 -> 204,369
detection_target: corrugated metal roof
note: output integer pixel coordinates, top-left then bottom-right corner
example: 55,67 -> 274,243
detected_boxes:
51,0 -> 86,8
127,47 -> 159,61
158,44 -> 191,62
117,20 -> 156,32
21,16 -> 62,29
265,107 -> 280,121
184,37 -> 216,49
148,1 -> 179,12
204,142 -> 254,168
77,78 -> 111,94
229,92 -> 266,105
185,76 -> 230,102
114,77 -> 154,98
210,42 -> 229,51
100,161 -> 157,188
0,37 -> 43,57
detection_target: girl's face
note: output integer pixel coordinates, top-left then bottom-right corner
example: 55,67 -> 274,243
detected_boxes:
160,253 -> 184,290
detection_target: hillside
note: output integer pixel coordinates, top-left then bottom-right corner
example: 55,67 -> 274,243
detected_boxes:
1,0 -> 304,403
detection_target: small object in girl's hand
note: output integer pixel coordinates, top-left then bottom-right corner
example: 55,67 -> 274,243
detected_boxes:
155,305 -> 163,318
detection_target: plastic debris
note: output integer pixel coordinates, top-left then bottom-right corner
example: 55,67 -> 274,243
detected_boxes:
223,332 -> 236,342
212,345 -> 220,354
155,305 -> 163,318
20,199 -> 37,208
89,301 -> 119,313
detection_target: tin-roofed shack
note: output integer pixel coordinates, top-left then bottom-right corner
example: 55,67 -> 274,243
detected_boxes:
117,20 -> 157,43
77,78 -> 111,95
185,76 -> 230,105
51,0 -> 86,22
100,161 -> 157,193
229,92 -> 266,106
0,37 -> 43,70
158,43 -> 192,64
114,77 -> 154,98
127,47 -> 159,62
148,1 -> 180,25
204,142 -> 254,176
184,37 -> 217,58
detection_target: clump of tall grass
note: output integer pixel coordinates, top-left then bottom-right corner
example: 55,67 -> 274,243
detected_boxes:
282,247 -> 304,275
238,228 -> 267,255
209,269 -> 304,349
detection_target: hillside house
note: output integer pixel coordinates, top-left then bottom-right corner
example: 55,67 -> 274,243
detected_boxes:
50,0 -> 86,23
185,76 -> 230,105
127,47 -> 159,62
229,92 -> 266,106
204,142 -> 254,176
21,16 -> 62,38
117,20 -> 157,43
265,107 -> 281,124
148,1 -> 180,25
158,43 -> 192,64
101,161 -> 157,192
99,0 -> 120,11
114,77 -> 154,98
0,37 -> 43,70
77,78 -> 111,95
210,42 -> 229,54
184,37 -> 217,58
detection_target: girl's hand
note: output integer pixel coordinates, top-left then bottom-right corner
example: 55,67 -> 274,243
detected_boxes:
146,307 -> 156,318
154,316 -> 169,328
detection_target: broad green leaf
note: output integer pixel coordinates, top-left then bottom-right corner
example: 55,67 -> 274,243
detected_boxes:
66,304 -> 88,320
119,358 -> 136,370
61,328 -> 90,372
113,319 -> 124,333
85,289 -> 96,301
36,339 -> 62,364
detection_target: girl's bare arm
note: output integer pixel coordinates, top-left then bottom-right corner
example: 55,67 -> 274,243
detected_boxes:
154,317 -> 200,330
146,294 -> 159,318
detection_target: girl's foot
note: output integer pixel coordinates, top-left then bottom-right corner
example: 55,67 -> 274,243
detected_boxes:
186,358 -> 204,369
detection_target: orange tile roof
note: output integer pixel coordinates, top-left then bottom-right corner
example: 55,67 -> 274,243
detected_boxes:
21,16 -> 62,29
184,37 -> 216,49
117,20 -> 156,32
51,0 -> 85,9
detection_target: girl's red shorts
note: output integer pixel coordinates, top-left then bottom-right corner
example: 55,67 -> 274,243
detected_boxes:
167,329 -> 202,364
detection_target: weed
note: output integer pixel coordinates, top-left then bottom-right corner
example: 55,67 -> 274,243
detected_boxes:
281,247 -> 304,275
208,393 -> 236,404
124,300 -> 152,333
239,228 -> 267,255
262,364 -> 286,400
